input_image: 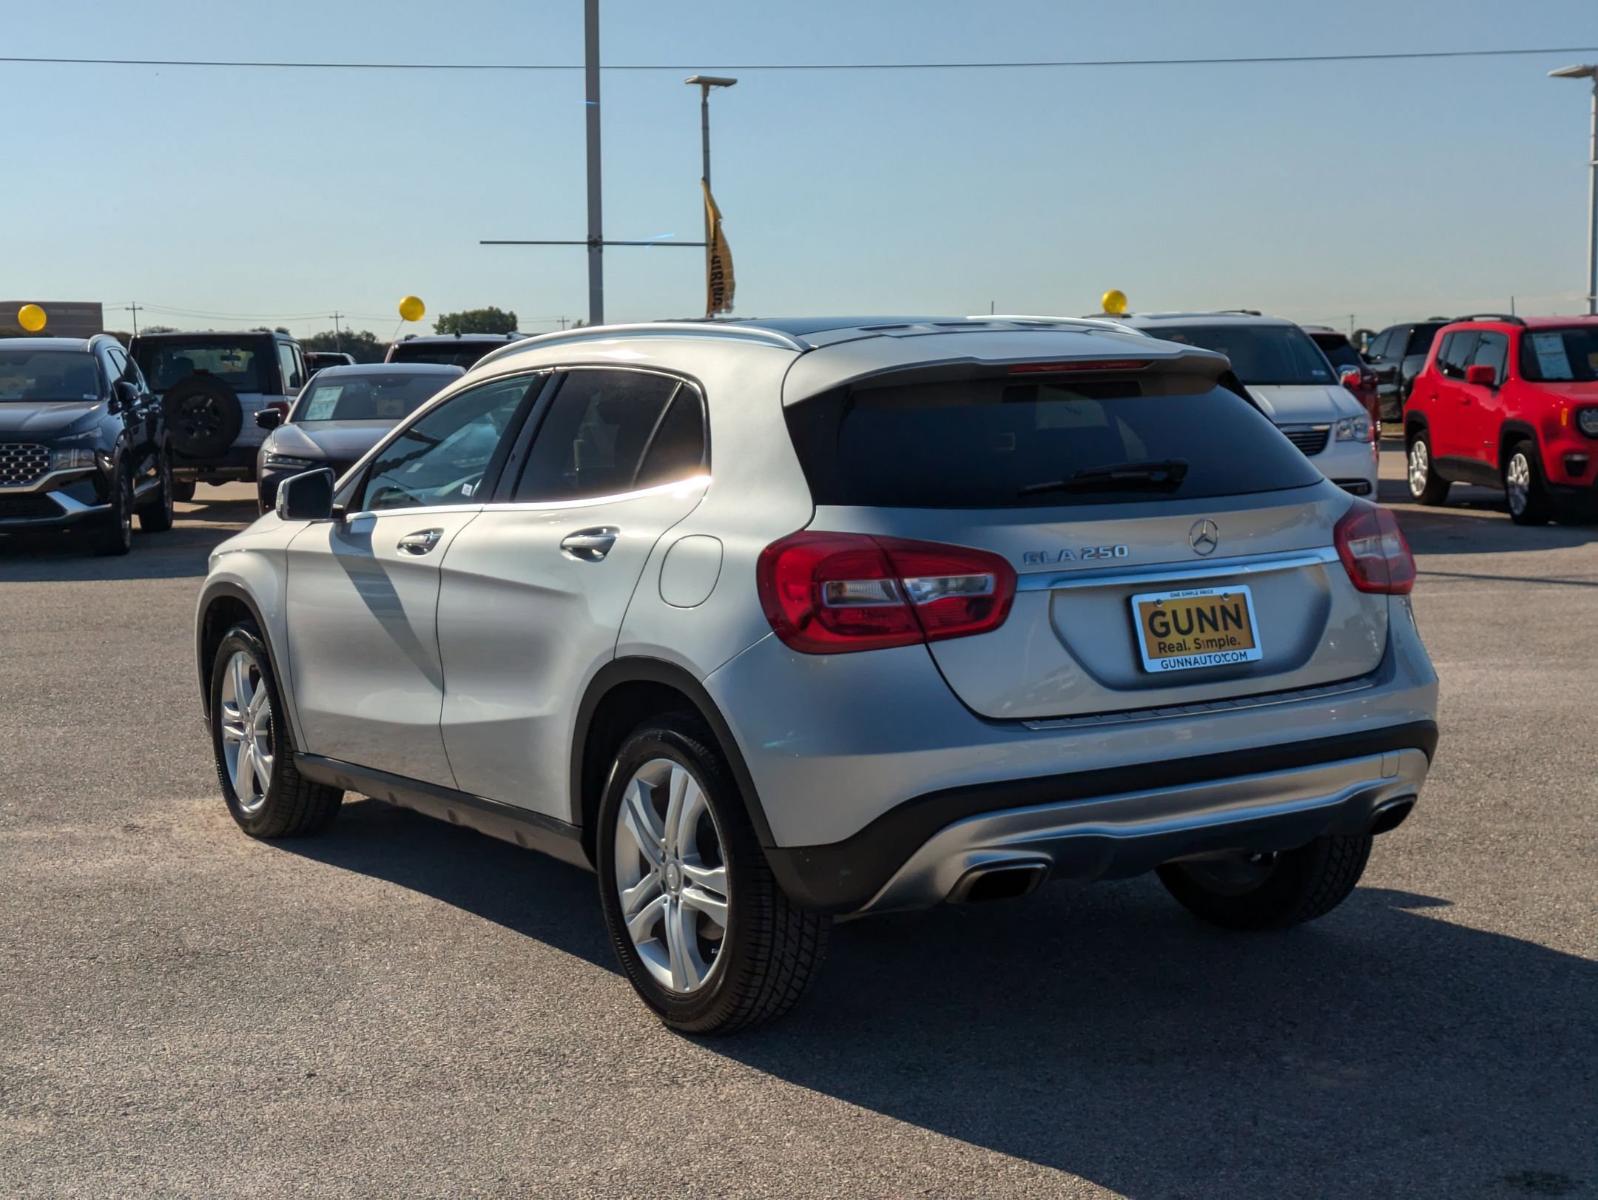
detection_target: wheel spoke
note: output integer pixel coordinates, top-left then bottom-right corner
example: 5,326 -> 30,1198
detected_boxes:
679,860 -> 726,898
625,892 -> 668,944
662,765 -> 689,857
229,654 -> 253,713
681,884 -> 728,931
235,740 -> 257,799
664,900 -> 700,991
620,868 -> 662,918
620,781 -> 665,870
255,745 -> 274,790
219,715 -> 245,744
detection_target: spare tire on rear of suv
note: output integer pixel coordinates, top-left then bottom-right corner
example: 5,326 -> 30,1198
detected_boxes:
163,375 -> 243,460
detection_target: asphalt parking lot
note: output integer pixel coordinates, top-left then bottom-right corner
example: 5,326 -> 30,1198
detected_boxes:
2,449 -> 1594,1200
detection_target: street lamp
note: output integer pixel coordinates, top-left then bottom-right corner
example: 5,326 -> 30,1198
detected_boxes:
684,75 -> 737,193
1549,64 -> 1598,315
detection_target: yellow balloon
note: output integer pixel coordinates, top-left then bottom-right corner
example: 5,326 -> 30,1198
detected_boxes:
1100,289 -> 1129,317
397,295 -> 426,323
17,303 -> 47,333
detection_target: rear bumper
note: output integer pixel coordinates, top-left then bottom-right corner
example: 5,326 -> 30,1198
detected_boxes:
1309,436 -> 1379,496
769,733 -> 1434,914
173,444 -> 258,481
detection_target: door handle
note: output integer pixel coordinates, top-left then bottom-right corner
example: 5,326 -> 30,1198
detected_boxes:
560,526 -> 619,562
396,528 -> 443,555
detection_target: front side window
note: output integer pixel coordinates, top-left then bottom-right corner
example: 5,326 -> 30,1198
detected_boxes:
1519,326 -> 1598,383
1366,330 -> 1393,360
513,370 -> 702,502
1471,332 -> 1509,381
359,374 -> 535,511
1143,324 -> 1334,386
277,344 -> 303,393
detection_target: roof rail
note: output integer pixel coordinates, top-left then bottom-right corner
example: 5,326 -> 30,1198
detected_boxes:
471,320 -> 807,371
1454,313 -> 1526,326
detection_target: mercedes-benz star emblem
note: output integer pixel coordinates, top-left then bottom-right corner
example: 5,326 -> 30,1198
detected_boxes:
1189,519 -> 1219,556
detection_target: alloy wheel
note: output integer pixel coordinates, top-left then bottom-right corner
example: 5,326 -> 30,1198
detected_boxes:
218,650 -> 274,814
612,757 -> 730,994
1407,440 -> 1429,498
1505,452 -> 1531,516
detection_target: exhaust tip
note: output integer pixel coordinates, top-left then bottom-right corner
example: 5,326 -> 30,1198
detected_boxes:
1370,797 -> 1415,836
950,860 -> 1050,904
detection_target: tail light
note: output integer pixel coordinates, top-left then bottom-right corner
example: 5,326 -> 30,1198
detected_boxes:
757,532 -> 1017,654
1334,503 -> 1415,595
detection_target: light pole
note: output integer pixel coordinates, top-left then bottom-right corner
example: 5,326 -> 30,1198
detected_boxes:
1549,64 -> 1598,314
684,75 -> 737,194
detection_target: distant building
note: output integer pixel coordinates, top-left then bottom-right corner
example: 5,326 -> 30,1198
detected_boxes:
1,302 -> 105,338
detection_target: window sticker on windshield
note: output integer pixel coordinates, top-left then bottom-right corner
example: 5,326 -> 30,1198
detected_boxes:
1530,333 -> 1574,380
302,386 -> 342,421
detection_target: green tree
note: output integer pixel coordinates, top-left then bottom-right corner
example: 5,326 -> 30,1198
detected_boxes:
435,306 -> 518,335
299,329 -> 389,363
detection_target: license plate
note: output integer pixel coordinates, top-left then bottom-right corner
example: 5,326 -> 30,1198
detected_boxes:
1129,585 -> 1262,673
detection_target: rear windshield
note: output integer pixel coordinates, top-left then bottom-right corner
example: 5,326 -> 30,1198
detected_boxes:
1519,326 -> 1598,382
133,339 -> 267,393
0,349 -> 101,403
290,371 -> 455,423
388,341 -> 499,368
1311,334 -> 1361,371
785,374 -> 1323,509
1143,325 -> 1334,386
1405,324 -> 1446,356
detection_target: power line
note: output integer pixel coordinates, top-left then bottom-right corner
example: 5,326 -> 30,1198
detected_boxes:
2,46 -> 1596,72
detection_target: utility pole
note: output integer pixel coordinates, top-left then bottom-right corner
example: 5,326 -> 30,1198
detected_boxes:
1549,64 -> 1598,314
584,0 -> 604,326
123,302 -> 141,336
330,311 -> 345,352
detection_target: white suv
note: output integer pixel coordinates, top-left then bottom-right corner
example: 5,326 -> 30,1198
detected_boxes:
1110,312 -> 1381,498
195,317 -> 1438,1033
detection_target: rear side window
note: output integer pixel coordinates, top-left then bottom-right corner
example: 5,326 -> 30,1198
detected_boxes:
514,370 -> 703,502
1405,324 -> 1445,357
785,373 -> 1322,509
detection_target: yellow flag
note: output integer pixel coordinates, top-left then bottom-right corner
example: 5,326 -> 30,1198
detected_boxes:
703,181 -> 735,316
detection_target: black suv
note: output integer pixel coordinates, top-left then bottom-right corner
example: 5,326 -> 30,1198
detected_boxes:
0,335 -> 174,555
1363,320 -> 1450,421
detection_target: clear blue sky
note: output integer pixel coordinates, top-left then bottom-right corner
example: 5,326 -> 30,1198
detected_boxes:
6,0 -> 1598,336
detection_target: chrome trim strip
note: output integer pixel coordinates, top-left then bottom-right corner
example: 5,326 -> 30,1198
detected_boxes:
1016,546 -> 1338,593
1020,674 -> 1376,731
340,474 -> 712,524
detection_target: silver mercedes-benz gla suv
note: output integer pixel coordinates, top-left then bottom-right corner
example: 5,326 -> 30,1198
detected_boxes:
195,316 -> 1439,1033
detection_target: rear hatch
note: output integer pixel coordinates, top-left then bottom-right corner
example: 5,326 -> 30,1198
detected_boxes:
782,349 -> 1386,720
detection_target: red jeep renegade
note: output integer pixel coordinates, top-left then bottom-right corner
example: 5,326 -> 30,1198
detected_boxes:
1404,315 -> 1598,524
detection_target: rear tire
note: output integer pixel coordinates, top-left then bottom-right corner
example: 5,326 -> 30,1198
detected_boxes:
1504,440 -> 1551,526
171,478 -> 196,504
209,622 -> 342,838
596,715 -> 830,1034
1157,834 -> 1372,931
1406,430 -> 1450,506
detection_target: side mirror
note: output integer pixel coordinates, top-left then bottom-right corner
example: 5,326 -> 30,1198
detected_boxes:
1465,364 -> 1498,388
112,380 -> 139,410
1337,366 -> 1363,393
255,408 -> 283,430
275,468 -> 335,522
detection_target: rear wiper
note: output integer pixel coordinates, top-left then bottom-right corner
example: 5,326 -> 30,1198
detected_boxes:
1019,458 -> 1189,497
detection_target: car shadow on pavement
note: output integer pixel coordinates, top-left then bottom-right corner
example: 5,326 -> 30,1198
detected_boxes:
1391,506 -> 1598,558
282,805 -> 1595,1197
0,501 -> 256,582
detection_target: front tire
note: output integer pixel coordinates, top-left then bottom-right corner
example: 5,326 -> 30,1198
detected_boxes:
1406,430 -> 1450,506
91,463 -> 133,556
1156,834 -> 1373,931
596,715 -> 830,1034
1504,440 -> 1551,526
138,450 -> 175,532
209,622 -> 342,838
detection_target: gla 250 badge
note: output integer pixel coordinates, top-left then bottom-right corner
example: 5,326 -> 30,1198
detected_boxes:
1022,544 -> 1131,565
